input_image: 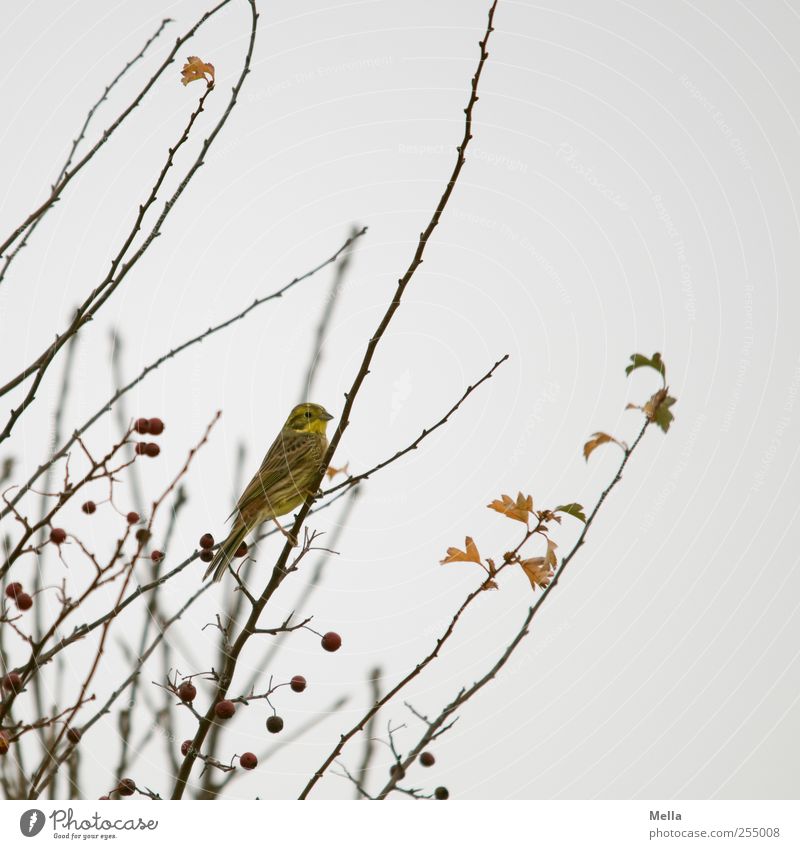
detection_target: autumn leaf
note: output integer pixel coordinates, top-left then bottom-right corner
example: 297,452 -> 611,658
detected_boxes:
643,388 -> 677,433
625,352 -> 666,382
554,503 -> 586,523
441,536 -> 482,565
520,556 -> 553,590
181,56 -> 215,86
487,492 -> 534,524
326,462 -> 350,480
583,432 -> 620,461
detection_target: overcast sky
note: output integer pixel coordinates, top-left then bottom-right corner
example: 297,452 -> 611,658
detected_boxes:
0,0 -> 798,800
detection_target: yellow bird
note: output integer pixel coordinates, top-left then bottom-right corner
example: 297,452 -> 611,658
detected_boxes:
204,402 -> 334,583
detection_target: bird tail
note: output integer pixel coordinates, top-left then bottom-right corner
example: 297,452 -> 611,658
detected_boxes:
204,522 -> 248,583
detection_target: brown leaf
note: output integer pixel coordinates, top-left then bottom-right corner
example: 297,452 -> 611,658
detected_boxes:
544,536 -> 558,570
440,536 -> 482,565
520,557 -> 553,590
487,491 -> 534,524
583,432 -> 619,461
181,56 -> 215,86
325,462 -> 350,480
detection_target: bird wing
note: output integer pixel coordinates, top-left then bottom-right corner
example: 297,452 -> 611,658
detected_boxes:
230,429 -> 321,523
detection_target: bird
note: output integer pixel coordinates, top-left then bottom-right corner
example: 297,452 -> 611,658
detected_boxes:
204,402 -> 334,583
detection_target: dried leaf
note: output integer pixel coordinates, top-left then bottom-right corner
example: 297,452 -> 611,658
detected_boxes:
554,503 -> 586,523
583,432 -> 618,461
326,462 -> 350,480
441,536 -> 482,565
181,56 -> 215,86
625,352 -> 666,380
520,557 -> 553,590
487,491 -> 534,524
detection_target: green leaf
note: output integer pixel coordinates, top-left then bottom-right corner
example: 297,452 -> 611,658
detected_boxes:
625,352 -> 666,380
652,394 -> 677,433
555,503 -> 586,523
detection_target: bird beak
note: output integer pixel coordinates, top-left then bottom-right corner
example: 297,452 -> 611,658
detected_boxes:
322,410 -> 334,421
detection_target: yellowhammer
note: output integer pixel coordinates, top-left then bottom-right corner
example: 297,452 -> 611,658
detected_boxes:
204,402 -> 334,583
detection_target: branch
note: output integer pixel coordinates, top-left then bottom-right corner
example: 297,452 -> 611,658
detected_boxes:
169,0 -> 498,801
0,2 -> 231,262
324,354 -> 508,496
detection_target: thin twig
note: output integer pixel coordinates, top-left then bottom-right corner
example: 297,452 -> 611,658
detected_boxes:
0,227 -> 367,523
0,2 -> 231,263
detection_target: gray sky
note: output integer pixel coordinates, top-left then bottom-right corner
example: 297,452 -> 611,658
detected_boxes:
0,0 -> 798,800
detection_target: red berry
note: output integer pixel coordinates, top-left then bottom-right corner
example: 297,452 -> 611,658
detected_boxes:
50,527 -> 67,545
199,549 -> 213,563
2,672 -> 22,692
134,442 -> 147,455
15,593 -> 33,611
135,528 -> 151,544
126,511 -> 140,524
0,732 -> 9,755
434,786 -> 449,800
180,740 -> 193,756
81,500 -> 96,515
199,533 -> 214,550
134,418 -> 150,434
389,763 -> 405,781
151,550 -> 163,563
290,675 -> 306,693
147,418 -> 165,436
66,727 -> 82,744
177,681 -> 196,702
266,715 -> 284,734
234,542 -> 248,558
239,752 -> 258,770
4,582 -> 23,600
145,442 -> 160,458
419,751 -> 435,767
214,699 -> 236,720
321,631 -> 342,652
117,778 -> 136,796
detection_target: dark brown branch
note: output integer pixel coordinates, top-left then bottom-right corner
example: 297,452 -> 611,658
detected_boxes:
0,80 -> 216,444
29,580 -> 210,800
324,354 -> 508,496
0,2 -> 231,262
373,421 -> 652,799
0,19 -> 173,285
169,0 -> 498,801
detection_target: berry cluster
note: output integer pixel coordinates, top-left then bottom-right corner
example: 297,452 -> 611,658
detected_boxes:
133,417 -> 165,458
4,581 -> 32,612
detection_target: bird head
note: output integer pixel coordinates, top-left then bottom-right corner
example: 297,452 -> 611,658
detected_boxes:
284,402 -> 334,434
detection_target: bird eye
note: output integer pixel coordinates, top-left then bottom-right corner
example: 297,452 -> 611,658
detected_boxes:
304,411 -> 312,419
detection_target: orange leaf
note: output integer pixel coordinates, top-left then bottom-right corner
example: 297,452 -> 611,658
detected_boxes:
487,491 -> 534,524
326,462 -> 350,480
181,56 -> 215,86
440,536 -> 482,565
520,557 -> 553,590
